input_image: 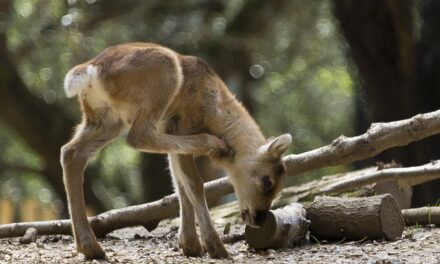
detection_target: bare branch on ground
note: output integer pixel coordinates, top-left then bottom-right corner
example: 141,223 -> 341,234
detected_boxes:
402,207 -> 440,226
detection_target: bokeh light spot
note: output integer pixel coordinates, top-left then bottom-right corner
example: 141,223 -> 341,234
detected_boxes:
40,68 -> 53,81
61,14 -> 73,26
212,17 -> 227,35
249,64 -> 265,79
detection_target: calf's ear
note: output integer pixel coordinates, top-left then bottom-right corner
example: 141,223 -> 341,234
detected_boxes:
259,133 -> 292,158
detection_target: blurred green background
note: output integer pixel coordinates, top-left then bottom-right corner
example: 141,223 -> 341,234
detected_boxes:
0,0 -> 439,223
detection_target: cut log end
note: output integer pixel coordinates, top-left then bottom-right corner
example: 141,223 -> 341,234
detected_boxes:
245,213 -> 277,248
245,203 -> 309,249
379,194 -> 405,240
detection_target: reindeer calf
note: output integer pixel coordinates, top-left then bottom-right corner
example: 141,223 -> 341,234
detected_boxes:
61,43 -> 291,259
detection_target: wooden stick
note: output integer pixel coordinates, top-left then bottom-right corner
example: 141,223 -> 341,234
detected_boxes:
306,195 -> 405,241
321,160 -> 440,193
402,207 -> 440,226
221,233 -> 245,244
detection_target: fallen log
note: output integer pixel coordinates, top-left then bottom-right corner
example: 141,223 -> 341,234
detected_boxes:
2,110 -> 440,238
306,194 -> 405,241
243,195 -> 406,249
245,203 -> 309,249
402,207 -> 440,226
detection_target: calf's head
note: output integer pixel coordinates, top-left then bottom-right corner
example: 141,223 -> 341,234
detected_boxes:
227,134 -> 292,227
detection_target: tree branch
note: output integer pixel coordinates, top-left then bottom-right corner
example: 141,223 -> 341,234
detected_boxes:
321,160 -> 440,193
0,177 -> 233,238
284,110 -> 440,175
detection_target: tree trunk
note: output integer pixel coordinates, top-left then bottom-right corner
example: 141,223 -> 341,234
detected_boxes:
333,0 -> 440,206
140,154 -> 172,202
412,0 -> 440,206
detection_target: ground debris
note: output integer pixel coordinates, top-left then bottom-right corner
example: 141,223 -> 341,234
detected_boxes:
0,223 -> 438,263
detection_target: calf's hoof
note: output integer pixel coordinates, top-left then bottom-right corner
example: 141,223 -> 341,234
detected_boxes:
77,240 -> 106,260
179,236 -> 203,257
203,240 -> 229,259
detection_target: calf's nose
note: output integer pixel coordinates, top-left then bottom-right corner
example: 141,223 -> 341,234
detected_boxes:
253,210 -> 268,226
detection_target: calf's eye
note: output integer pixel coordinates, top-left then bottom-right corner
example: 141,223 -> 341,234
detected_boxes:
261,176 -> 273,195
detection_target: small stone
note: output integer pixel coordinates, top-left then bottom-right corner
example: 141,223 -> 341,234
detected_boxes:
268,249 -> 276,255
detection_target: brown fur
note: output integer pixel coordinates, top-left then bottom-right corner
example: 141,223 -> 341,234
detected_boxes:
61,43 -> 291,259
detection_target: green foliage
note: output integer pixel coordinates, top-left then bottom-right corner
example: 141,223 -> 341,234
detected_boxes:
254,1 -> 354,183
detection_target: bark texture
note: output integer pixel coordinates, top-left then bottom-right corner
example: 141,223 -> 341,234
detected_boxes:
306,195 -> 404,241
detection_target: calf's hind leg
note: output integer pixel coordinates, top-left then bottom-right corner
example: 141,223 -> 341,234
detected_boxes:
61,118 -> 122,259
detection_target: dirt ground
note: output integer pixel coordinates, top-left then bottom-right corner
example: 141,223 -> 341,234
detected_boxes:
0,223 -> 439,264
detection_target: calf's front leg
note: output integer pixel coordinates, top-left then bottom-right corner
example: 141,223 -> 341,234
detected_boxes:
169,154 -> 203,256
169,154 -> 228,258
126,109 -> 231,159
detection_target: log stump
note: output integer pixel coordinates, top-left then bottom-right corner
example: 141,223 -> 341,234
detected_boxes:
306,194 -> 404,241
245,203 -> 309,249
